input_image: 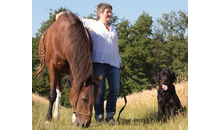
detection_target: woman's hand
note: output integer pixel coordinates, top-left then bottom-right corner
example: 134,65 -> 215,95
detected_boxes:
56,12 -> 65,20
119,63 -> 122,70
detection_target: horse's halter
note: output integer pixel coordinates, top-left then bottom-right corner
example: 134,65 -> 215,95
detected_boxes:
73,83 -> 93,117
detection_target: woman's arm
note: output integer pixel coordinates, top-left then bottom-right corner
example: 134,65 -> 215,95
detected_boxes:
56,12 -> 65,20
56,11 -> 93,29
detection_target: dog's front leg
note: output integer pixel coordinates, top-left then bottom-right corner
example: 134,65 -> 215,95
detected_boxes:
167,96 -> 175,118
170,105 -> 174,118
167,102 -> 175,119
158,103 -> 166,122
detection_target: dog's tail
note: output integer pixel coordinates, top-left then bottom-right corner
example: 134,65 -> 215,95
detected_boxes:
178,106 -> 187,115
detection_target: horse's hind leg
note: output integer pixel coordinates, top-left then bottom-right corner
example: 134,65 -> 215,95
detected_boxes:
45,65 -> 59,123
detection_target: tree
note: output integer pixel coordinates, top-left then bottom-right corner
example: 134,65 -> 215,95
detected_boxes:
152,10 -> 188,79
116,18 -> 131,53
35,7 -> 68,38
117,11 -> 155,93
174,10 -> 188,72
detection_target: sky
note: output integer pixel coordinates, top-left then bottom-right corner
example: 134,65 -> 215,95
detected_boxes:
32,0 -> 188,37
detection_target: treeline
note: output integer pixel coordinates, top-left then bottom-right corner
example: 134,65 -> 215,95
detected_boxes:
32,7 -> 188,108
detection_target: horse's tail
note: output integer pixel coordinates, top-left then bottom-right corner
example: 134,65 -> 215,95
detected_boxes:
33,25 -> 50,78
33,33 -> 46,78
33,63 -> 45,78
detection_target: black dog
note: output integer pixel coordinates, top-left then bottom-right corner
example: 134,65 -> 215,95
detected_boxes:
152,69 -> 181,122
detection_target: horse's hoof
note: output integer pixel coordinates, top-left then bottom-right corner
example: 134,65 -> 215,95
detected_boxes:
72,113 -> 76,122
45,121 -> 50,125
53,115 -> 60,120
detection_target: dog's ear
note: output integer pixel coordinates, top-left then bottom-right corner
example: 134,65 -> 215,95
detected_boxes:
152,69 -> 161,83
169,70 -> 177,83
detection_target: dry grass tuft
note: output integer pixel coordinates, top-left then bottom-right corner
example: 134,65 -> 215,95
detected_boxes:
32,93 -> 49,105
116,81 -> 188,108
174,81 -> 188,108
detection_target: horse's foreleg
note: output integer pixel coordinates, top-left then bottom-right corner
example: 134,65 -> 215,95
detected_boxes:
69,81 -> 77,125
72,113 -> 77,125
53,73 -> 62,119
53,88 -> 62,119
45,66 -> 58,123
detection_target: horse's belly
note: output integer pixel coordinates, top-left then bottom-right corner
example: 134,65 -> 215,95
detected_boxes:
56,61 -> 71,74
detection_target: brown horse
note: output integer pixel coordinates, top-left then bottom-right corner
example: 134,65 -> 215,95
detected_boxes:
34,11 -> 103,127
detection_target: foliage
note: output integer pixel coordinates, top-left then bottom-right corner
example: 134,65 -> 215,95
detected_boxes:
32,7 -> 188,108
117,11 -> 155,96
60,87 -> 72,108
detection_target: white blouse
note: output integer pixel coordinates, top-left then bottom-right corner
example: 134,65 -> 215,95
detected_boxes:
78,16 -> 121,68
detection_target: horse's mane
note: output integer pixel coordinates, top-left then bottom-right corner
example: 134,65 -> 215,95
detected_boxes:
64,11 -> 93,92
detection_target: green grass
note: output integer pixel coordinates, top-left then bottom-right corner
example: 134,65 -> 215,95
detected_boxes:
32,82 -> 188,129
32,93 -> 188,130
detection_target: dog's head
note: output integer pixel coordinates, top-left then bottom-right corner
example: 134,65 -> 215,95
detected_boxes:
152,69 -> 176,91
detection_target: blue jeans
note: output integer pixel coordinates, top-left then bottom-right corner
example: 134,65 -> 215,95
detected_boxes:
93,63 -> 119,120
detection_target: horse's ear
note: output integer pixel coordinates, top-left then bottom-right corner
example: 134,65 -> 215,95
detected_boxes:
96,73 -> 104,83
84,76 -> 93,86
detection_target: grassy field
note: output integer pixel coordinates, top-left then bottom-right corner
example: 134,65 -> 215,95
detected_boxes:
32,82 -> 188,130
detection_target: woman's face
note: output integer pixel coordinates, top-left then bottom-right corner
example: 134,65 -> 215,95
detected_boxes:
99,8 -> 112,22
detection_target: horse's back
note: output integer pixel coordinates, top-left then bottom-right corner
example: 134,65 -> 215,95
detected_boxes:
39,13 -> 73,73
38,12 -> 92,75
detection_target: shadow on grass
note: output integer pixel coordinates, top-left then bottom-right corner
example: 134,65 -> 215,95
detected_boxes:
118,111 -> 158,125
120,107 -> 189,125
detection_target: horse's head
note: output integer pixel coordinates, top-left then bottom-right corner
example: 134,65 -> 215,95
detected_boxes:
70,74 -> 103,127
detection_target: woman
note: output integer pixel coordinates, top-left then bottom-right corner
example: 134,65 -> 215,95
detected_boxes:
56,3 -> 122,124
